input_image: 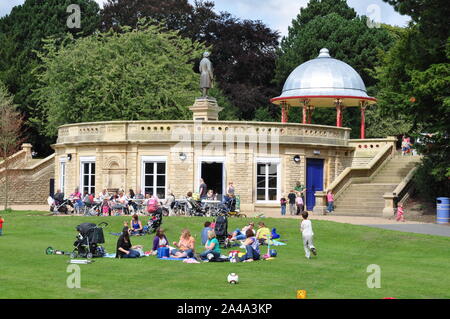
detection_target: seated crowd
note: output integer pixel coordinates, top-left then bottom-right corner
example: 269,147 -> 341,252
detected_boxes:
117,219 -> 274,262
52,187 -> 176,216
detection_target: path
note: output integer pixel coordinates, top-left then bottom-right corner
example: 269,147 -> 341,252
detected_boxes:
7,204 -> 450,237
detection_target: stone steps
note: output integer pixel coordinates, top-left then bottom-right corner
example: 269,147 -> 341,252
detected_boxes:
332,155 -> 419,217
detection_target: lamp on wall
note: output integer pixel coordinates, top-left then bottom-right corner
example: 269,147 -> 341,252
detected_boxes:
179,152 -> 187,161
293,155 -> 301,163
67,154 -> 72,161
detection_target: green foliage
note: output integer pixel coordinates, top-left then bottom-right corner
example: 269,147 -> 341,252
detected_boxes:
34,23 -> 208,137
288,0 -> 356,31
375,1 -> 450,200
0,0 -> 101,154
365,106 -> 413,138
101,0 -> 280,121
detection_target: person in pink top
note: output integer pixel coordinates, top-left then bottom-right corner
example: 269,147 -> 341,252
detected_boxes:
396,203 -> 405,222
326,190 -> 334,213
0,216 -> 4,236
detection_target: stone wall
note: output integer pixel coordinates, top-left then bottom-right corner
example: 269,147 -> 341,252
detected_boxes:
0,154 -> 55,205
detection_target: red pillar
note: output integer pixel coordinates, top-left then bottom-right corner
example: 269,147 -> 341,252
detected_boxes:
281,103 -> 288,123
360,102 -> 367,139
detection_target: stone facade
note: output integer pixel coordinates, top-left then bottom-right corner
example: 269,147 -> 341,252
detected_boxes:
52,120 -> 358,212
0,144 -> 55,205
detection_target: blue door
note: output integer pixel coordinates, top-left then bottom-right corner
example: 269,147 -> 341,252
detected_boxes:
306,159 -> 324,211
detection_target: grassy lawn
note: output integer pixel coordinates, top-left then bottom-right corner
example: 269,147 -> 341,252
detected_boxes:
0,210 -> 449,299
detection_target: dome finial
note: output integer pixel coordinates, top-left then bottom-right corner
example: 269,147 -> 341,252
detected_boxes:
318,48 -> 330,58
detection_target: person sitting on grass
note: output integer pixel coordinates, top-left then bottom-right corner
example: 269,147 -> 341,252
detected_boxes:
171,229 -> 195,258
130,214 -> 143,235
239,229 -> 260,262
201,221 -> 213,245
230,222 -> 255,241
151,228 -> 169,255
200,230 -> 221,261
115,227 -> 142,258
256,222 -> 271,245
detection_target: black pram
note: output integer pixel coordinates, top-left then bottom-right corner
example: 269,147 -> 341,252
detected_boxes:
72,222 -> 108,258
214,215 -> 230,248
144,209 -> 163,234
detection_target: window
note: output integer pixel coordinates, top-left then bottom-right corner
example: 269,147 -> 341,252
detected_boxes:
80,157 -> 95,194
256,159 -> 280,202
142,157 -> 166,199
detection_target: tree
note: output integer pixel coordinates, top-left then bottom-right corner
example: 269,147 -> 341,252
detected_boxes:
100,0 -> 280,120
289,0 -> 356,29
0,0 -> 101,155
375,1 -> 450,201
0,83 -> 24,211
274,0 -> 394,136
34,23 -> 213,137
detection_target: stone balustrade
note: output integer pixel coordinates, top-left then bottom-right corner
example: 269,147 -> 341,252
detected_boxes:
55,120 -> 351,147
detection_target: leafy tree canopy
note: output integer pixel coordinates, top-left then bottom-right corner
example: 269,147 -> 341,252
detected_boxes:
34,22 -> 215,137
100,0 -> 280,120
376,1 -> 450,199
0,0 -> 101,154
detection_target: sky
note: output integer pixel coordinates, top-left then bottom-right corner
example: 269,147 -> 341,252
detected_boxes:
0,0 -> 411,37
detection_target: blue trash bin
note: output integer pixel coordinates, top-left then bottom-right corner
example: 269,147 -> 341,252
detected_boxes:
436,197 -> 450,224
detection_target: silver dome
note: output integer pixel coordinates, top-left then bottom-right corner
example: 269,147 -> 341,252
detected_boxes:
271,48 -> 376,107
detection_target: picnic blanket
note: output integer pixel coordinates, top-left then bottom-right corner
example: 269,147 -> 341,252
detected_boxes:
158,257 -> 187,261
103,249 -> 149,258
270,239 -> 287,246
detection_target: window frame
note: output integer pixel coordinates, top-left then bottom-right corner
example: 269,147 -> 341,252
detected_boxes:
255,157 -> 281,203
141,156 -> 167,199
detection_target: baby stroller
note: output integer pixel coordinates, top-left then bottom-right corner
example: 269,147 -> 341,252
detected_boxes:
186,198 -> 206,216
214,214 -> 230,248
71,222 -> 108,259
48,196 -> 70,215
143,209 -> 163,234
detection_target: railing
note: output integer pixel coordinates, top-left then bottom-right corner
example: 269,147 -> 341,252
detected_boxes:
382,163 -> 420,218
313,143 -> 395,214
55,120 -> 351,147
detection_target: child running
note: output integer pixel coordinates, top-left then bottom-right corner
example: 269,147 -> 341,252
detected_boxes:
300,212 -> 317,259
396,203 -> 405,222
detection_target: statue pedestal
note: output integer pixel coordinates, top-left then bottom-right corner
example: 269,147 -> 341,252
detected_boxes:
189,97 -> 223,121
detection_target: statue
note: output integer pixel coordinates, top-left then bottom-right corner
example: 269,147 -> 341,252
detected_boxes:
199,51 -> 213,97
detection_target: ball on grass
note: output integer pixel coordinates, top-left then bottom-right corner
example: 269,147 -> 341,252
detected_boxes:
227,273 -> 239,284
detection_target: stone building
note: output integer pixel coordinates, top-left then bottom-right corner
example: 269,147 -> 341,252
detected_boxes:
1,48 -> 418,217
